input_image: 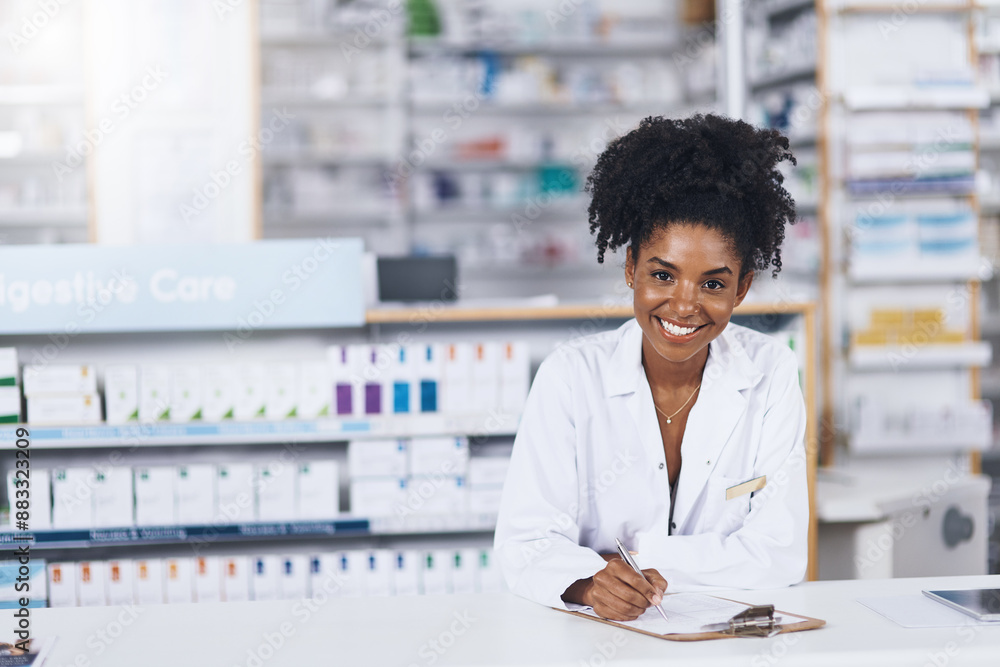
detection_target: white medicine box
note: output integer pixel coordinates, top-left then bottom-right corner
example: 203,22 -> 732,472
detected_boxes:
91,467 -> 134,527
409,436 -> 469,477
347,439 -> 408,478
202,365 -> 237,422
170,365 -> 203,423
265,363 -> 299,420
106,559 -> 134,605
350,478 -> 408,517
298,361 -> 332,419
104,365 -> 138,424
255,464 -> 297,522
134,559 -> 165,605
133,466 -> 176,526
139,365 -> 171,422
51,467 -> 95,529
297,461 -> 340,519
234,363 -> 266,420
47,563 -> 78,607
0,386 -> 20,423
175,465 -> 215,524
23,364 -> 97,396
216,463 -> 255,524
0,348 -> 18,387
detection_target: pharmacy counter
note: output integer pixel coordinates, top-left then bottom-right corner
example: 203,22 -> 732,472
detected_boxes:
34,575 -> 1000,667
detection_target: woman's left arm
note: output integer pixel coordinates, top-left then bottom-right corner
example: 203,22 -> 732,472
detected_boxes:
635,351 -> 809,590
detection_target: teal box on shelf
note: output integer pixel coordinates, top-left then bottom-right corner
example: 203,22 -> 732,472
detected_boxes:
0,559 -> 46,608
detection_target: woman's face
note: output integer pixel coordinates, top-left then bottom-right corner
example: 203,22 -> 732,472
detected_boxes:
625,223 -> 753,366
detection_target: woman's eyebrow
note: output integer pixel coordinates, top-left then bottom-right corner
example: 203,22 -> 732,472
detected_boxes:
646,257 -> 733,276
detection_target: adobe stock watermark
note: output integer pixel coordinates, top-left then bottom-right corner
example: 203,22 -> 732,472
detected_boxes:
340,0 -> 405,62
406,611 -> 476,667
222,236 -> 339,352
181,108 -> 294,224
52,66 -> 168,181
7,0 -> 73,54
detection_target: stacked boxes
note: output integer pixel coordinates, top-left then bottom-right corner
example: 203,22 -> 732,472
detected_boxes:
12,460 -> 341,529
23,364 -> 101,425
45,547 -> 505,606
0,348 -> 20,423
852,307 -> 965,347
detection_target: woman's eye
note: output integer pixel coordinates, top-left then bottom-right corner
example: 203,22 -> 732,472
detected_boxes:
704,280 -> 724,290
652,271 -> 673,281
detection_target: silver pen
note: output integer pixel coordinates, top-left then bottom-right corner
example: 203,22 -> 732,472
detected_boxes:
615,537 -> 668,622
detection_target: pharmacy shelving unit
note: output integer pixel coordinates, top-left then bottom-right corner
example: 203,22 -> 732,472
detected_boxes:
0,300 -> 819,585
744,0 -> 823,305
0,1 -> 89,245
819,0 -> 992,473
256,5 -> 409,254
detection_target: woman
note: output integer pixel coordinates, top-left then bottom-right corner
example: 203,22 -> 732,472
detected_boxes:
494,114 -> 807,621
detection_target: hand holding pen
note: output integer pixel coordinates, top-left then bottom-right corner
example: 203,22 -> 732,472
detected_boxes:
563,539 -> 668,621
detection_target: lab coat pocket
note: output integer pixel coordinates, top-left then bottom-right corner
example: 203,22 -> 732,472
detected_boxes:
703,475 -> 752,535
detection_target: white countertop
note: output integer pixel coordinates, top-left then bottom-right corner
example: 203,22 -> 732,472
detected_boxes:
33,574 -> 1000,666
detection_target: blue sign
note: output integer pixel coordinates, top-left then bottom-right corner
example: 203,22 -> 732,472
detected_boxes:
0,238 -> 364,334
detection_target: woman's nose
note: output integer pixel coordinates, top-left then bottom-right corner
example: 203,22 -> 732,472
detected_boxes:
670,284 -> 699,316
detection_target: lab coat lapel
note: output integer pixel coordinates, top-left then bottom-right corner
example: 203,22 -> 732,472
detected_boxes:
672,328 -> 759,530
606,322 -> 670,503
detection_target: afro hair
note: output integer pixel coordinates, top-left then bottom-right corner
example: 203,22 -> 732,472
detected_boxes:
586,114 -> 797,277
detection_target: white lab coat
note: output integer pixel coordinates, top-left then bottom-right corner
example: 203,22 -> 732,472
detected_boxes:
494,318 -> 808,609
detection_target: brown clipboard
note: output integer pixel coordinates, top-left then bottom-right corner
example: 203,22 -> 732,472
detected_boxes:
557,597 -> 826,642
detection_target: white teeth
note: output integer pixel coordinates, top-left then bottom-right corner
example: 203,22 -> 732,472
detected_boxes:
658,318 -> 698,336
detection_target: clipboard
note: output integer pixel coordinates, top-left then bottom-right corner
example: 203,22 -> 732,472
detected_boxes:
558,597 -> 826,641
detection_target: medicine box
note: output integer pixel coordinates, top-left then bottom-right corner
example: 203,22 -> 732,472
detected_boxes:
164,557 -> 193,604
216,462 -> 255,524
133,466 -> 175,526
194,556 -> 222,603
347,439 -> 408,478
406,476 -> 467,516
47,563 -> 78,607
361,549 -> 394,597
251,555 -> 280,601
297,460 -> 340,519
139,365 -> 171,422
409,436 -> 469,476
0,560 -> 46,608
442,343 -> 473,414
328,345 -> 360,417
106,559 -> 134,605
278,555 -> 309,600
26,394 -> 101,425
452,549 -> 478,595
77,561 -> 107,607
467,457 -> 511,487
500,341 -> 531,413
170,365 -> 203,422
91,467 -> 134,527
477,549 -> 505,593
470,342 -> 501,412
222,556 -> 250,602
420,550 -> 451,595
468,486 -> 504,515
175,465 -> 215,524
7,468 -> 51,530
134,559 -> 164,605
234,363 -> 266,420
22,364 -> 97,396
410,343 -> 442,413
350,478 -> 408,518
256,464 -> 297,522
0,386 -> 20,423
202,365 -> 236,422
392,550 -> 421,596
51,467 -> 94,528
308,554 -> 348,598
104,365 -> 138,424
298,361 -> 332,419
265,362 -> 298,420
0,348 -> 17,387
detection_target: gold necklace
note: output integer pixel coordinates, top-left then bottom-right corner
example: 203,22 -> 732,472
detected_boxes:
653,384 -> 701,424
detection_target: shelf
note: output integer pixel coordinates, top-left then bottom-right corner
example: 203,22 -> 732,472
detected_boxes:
0,153 -> 66,166
846,176 -> 976,196
849,341 -> 992,370
262,151 -> 389,166
413,203 -> 586,224
851,434 -> 992,453
260,94 -> 394,107
764,0 -> 816,18
849,256 -> 993,283
408,38 -> 680,57
260,33 -> 395,47
833,1 -> 977,13
409,102 -> 669,116
0,413 -> 520,451
366,301 -> 814,324
749,63 -> 817,91
263,209 -> 397,226
0,85 -> 84,106
0,207 -> 88,226
0,515 -> 498,551
418,159 -> 578,171
843,86 -> 990,110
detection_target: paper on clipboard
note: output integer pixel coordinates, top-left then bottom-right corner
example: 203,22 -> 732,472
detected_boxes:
577,593 -> 805,635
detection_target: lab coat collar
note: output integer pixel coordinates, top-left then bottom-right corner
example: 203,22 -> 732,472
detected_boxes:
604,319 -> 763,398
609,318 -> 765,531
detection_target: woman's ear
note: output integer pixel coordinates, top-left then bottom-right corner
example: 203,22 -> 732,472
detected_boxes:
624,246 -> 635,288
734,271 -> 754,307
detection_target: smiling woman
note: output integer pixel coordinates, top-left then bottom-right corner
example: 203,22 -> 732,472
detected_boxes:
494,114 -> 807,622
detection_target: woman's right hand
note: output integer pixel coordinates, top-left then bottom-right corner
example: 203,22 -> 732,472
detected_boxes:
562,558 -> 668,621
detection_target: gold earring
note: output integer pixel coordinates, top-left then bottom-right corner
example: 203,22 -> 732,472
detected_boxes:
627,281 -> 633,288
